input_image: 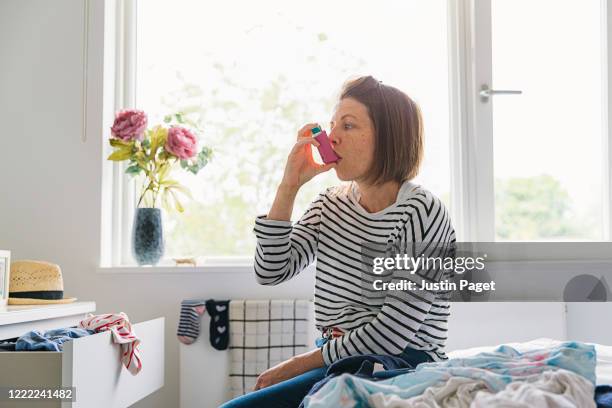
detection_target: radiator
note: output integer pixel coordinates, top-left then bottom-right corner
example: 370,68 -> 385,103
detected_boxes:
179,299 -> 317,408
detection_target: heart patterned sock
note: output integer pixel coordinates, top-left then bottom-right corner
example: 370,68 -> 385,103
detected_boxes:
205,299 -> 230,350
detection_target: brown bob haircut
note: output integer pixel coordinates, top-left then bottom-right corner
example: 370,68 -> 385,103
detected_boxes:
339,75 -> 424,185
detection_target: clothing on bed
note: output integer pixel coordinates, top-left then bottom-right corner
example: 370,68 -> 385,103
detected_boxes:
447,337 -> 612,386
370,376 -> 490,408
369,369 -> 594,408
302,341 -> 596,408
471,369 -> 594,408
299,345 -> 433,408
596,385 -> 612,408
254,180 -> 456,365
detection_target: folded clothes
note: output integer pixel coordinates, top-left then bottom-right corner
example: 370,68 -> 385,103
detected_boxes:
16,328 -> 94,352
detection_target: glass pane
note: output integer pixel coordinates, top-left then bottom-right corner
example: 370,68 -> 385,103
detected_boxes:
492,0 -> 604,241
136,0 -> 451,258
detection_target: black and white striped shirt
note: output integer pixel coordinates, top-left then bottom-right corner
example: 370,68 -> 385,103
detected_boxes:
253,180 -> 456,364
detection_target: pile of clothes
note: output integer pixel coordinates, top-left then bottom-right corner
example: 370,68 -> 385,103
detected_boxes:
302,341 -> 610,408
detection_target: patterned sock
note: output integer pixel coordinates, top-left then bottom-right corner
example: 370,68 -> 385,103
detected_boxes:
205,299 -> 230,350
177,300 -> 206,345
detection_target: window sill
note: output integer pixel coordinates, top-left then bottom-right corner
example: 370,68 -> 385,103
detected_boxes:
97,263 -> 254,274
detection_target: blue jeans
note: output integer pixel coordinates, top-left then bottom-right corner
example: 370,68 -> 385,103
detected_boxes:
219,366 -> 327,408
219,341 -> 432,408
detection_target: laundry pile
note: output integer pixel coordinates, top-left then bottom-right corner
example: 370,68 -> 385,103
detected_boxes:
302,341 -> 600,408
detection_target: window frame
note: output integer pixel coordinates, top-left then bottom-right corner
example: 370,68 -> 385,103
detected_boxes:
98,0 -> 612,269
452,0 -> 612,248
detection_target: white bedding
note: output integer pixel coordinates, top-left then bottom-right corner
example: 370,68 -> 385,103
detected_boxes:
447,337 -> 612,386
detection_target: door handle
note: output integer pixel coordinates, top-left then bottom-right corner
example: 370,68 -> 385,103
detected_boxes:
479,84 -> 522,102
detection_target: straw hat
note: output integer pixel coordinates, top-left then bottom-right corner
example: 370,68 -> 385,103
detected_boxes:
8,260 -> 76,305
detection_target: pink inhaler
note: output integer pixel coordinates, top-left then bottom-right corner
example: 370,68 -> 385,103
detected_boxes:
311,127 -> 339,164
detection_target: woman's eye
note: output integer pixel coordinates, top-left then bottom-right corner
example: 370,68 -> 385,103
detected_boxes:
344,123 -> 353,130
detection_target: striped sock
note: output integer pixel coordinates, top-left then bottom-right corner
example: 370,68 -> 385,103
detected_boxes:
177,300 -> 206,345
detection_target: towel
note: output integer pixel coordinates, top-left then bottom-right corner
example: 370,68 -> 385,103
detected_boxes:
229,299 -> 309,398
79,313 -> 142,375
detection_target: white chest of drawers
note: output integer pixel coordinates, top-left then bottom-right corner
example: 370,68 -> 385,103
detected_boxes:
0,302 -> 164,408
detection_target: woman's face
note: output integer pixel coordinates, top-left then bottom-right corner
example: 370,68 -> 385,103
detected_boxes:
328,97 -> 375,182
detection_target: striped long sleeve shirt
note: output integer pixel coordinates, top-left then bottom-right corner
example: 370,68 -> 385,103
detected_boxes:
253,180 -> 456,365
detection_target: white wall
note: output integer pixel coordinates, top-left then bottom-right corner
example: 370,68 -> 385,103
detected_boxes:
0,1 -> 314,406
1,1 -> 610,407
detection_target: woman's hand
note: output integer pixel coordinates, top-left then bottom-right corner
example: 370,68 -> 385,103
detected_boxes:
254,348 -> 325,391
280,123 -> 336,191
254,357 -> 304,391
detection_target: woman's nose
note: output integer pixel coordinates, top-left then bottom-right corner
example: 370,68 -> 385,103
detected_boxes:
329,128 -> 339,145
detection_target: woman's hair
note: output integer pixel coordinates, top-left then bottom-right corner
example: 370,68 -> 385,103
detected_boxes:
339,75 -> 424,184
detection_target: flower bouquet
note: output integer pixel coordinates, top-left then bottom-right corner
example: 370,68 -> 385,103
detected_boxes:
107,109 -> 212,265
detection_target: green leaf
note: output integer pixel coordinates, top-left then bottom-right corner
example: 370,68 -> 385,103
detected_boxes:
109,138 -> 132,148
178,147 -> 213,175
107,148 -> 133,161
175,112 -> 185,124
125,164 -> 142,175
141,138 -> 151,149
163,115 -> 172,123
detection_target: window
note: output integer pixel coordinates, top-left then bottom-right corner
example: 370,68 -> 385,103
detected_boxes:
103,0 -> 612,266
491,0 -> 604,241
134,0 -> 451,260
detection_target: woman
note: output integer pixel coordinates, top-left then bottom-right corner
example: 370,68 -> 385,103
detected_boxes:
221,75 -> 455,407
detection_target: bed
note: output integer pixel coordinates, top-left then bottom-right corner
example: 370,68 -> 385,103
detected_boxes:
300,302 -> 612,407
447,337 -> 612,386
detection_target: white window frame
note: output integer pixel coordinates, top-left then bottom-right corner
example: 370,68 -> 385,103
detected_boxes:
95,0 -> 139,268
96,0 -> 612,269
450,0 -> 612,259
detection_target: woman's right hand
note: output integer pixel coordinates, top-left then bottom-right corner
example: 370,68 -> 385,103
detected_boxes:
280,123 -> 336,191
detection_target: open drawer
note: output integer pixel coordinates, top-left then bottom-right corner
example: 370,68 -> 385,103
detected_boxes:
0,317 -> 165,408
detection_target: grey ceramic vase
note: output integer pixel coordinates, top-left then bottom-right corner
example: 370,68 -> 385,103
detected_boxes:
132,208 -> 164,266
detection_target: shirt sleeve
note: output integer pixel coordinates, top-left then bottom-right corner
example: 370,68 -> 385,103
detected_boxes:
253,190 -> 327,286
320,193 -> 455,365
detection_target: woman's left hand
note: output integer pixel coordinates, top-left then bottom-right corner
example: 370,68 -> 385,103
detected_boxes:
254,357 -> 303,391
254,348 -> 325,391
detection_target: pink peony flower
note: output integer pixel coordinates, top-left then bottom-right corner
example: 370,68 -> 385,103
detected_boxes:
165,126 -> 198,159
111,109 -> 148,141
